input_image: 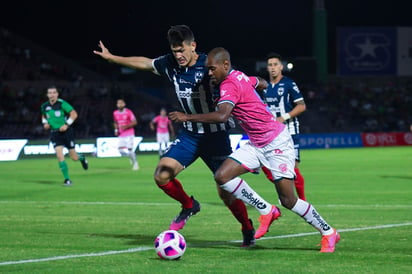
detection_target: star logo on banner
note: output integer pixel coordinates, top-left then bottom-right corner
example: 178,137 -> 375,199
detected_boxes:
356,37 -> 379,58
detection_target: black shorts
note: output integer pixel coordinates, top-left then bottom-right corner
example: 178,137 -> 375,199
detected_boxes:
50,127 -> 76,149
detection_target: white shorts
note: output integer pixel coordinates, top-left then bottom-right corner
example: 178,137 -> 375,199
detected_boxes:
118,135 -> 134,150
230,128 -> 296,181
157,132 -> 170,143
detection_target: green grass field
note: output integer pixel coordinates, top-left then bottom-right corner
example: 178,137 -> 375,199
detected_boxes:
0,147 -> 411,273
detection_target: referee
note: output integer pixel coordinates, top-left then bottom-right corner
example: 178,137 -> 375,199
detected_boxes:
40,86 -> 88,185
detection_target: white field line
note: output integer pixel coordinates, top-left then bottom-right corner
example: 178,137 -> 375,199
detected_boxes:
0,200 -> 411,209
0,222 -> 411,266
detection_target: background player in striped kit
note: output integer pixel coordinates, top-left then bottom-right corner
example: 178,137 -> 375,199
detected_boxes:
94,25 -> 257,246
261,53 -> 307,201
113,98 -> 139,171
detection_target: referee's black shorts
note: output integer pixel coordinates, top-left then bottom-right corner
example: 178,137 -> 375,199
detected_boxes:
51,127 -> 76,149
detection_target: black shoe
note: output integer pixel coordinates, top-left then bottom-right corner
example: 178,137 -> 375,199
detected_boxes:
169,196 -> 201,230
241,219 -> 256,247
80,158 -> 88,170
63,179 -> 72,186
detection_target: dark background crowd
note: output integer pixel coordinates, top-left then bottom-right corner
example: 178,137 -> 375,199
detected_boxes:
0,27 -> 411,140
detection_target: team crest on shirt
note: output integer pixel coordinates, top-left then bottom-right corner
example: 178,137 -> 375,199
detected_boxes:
55,110 -> 61,117
194,71 -> 203,83
277,87 -> 284,96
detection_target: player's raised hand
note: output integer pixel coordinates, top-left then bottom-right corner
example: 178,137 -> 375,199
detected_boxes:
93,40 -> 112,60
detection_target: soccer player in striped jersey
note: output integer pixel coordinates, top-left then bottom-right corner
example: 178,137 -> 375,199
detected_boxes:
261,53 -> 307,201
94,25 -> 257,246
169,47 -> 339,252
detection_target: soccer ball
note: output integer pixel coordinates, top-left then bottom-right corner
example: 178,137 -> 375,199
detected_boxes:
154,230 -> 186,260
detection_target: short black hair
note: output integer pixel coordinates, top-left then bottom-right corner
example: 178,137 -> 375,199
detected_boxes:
167,25 -> 195,47
266,52 -> 282,61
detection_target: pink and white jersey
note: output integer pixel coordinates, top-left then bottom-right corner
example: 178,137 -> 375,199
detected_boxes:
218,70 -> 285,147
152,115 -> 171,134
113,108 -> 136,137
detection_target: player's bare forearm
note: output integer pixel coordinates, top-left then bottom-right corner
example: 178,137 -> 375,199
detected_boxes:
255,76 -> 268,91
169,107 -> 231,124
93,40 -> 153,71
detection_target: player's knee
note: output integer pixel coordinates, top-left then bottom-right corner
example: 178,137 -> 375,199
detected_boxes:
154,165 -> 174,185
279,196 -> 297,209
118,148 -> 129,157
213,169 -> 228,185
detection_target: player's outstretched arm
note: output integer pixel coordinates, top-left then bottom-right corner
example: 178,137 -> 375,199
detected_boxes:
169,103 -> 233,124
93,40 -> 154,71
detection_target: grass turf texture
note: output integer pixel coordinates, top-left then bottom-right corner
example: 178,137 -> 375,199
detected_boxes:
0,146 -> 411,273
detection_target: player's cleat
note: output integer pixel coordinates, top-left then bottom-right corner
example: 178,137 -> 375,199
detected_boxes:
132,162 -> 139,171
241,219 -> 256,247
63,179 -> 72,186
320,228 -> 340,253
169,196 -> 200,231
80,158 -> 88,170
254,205 -> 281,239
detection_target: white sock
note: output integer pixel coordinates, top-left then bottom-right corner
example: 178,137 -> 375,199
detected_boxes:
129,150 -> 137,164
220,177 -> 272,215
291,199 -> 334,236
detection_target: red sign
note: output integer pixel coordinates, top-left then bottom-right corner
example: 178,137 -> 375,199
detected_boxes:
361,133 -> 412,147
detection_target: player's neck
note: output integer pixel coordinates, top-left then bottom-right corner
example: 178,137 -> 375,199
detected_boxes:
187,52 -> 199,67
270,75 -> 283,85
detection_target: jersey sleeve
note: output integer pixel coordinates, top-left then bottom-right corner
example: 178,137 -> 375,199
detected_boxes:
218,80 -> 239,106
61,100 -> 74,115
289,80 -> 304,102
153,54 -> 173,77
128,109 -> 137,121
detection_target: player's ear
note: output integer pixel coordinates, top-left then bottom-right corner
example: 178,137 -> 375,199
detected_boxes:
191,41 -> 196,52
224,60 -> 230,71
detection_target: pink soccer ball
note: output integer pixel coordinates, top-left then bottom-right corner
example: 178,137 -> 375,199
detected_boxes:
154,230 -> 186,260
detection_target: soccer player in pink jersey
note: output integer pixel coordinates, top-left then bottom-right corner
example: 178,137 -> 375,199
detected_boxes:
150,107 -> 175,156
169,47 -> 340,252
113,99 -> 139,170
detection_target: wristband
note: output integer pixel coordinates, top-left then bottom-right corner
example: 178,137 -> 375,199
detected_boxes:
281,113 -> 291,120
66,118 -> 74,126
42,118 -> 48,124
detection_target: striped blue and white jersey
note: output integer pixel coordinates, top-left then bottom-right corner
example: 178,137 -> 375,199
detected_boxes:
153,53 -> 233,134
263,76 -> 304,135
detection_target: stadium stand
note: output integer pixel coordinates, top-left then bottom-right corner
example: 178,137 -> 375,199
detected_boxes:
1,27 -> 411,140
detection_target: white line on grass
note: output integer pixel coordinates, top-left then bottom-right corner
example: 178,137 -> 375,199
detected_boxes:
1,222 -> 411,266
1,200 -> 411,209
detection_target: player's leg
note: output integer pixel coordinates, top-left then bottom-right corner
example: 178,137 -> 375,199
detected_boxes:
51,132 -> 71,185
274,178 -> 339,252
125,136 -> 138,170
200,131 -> 257,246
156,132 -> 163,156
155,130 -> 201,230
292,135 -> 305,200
270,130 -> 339,252
215,155 -> 280,239
65,129 -> 88,170
294,161 -> 305,200
54,145 -> 70,185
